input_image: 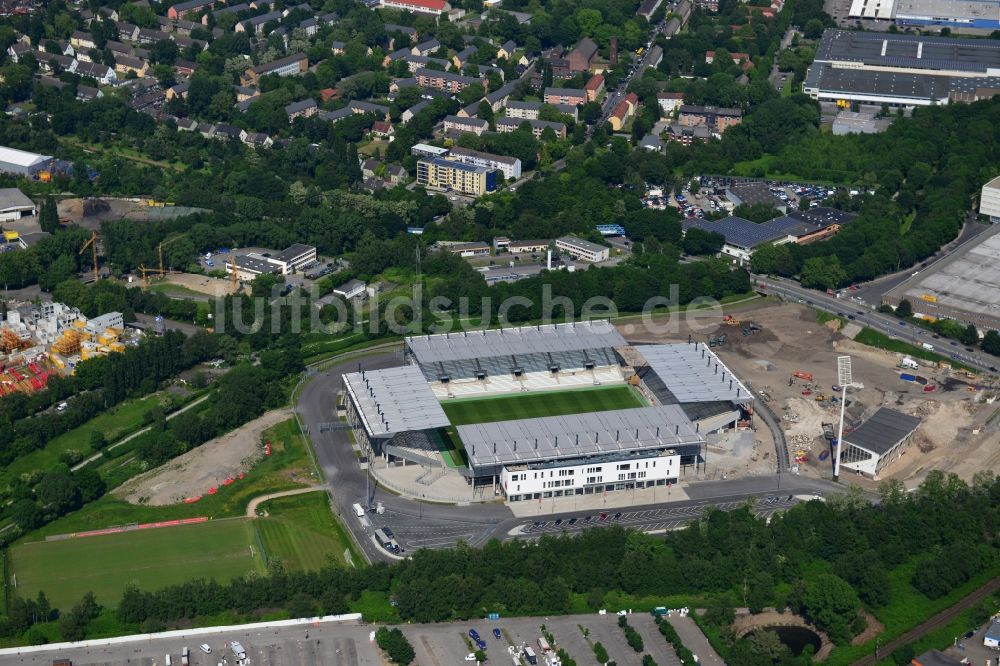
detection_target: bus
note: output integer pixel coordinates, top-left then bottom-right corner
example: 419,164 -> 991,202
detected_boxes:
635,47 -> 645,57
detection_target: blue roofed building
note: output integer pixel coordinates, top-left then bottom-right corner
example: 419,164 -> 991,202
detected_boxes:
681,216 -> 789,263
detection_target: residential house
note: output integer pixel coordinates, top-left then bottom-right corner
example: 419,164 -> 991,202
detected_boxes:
677,104 -> 743,133
378,0 -> 450,15
236,10 -> 284,35
285,98 -> 318,121
543,86 -> 587,106
243,132 -> 273,148
705,50 -> 751,65
371,121 -> 395,139
401,99 -> 430,122
115,55 -> 149,77
240,52 -> 307,87
416,68 -> 485,93
453,45 -> 478,69
496,117 -> 566,139
657,91 -> 685,115
497,39 -> 518,60
584,74 -> 605,101
74,60 -> 117,85
412,38 -> 441,56
348,100 -> 391,119
609,92 -> 639,131
443,115 -> 489,135
70,31 -> 96,51
212,124 -> 248,142
168,0 -> 215,19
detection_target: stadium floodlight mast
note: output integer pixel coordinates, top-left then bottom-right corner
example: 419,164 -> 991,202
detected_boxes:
833,355 -> 853,482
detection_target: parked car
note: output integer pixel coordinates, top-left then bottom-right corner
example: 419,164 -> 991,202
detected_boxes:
493,629 -> 502,640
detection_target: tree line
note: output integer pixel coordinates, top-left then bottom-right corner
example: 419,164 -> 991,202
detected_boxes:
6,471 -> 993,652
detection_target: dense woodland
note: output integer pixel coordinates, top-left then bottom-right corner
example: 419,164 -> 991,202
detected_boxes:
3,472 -> 994,663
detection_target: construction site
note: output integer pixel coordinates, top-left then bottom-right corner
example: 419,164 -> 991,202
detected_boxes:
628,299 -> 1000,489
0,301 -> 136,397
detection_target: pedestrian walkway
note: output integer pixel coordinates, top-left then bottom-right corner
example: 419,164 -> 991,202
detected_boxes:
507,483 -> 691,517
668,614 -> 725,666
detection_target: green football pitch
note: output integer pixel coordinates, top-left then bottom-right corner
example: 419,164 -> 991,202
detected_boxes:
9,519 -> 263,609
441,385 -> 645,425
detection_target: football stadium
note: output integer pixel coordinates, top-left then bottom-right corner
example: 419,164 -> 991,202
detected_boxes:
341,321 -> 754,503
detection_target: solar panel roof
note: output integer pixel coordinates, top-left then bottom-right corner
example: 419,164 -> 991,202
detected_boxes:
681,216 -> 787,249
404,320 -> 626,364
844,407 -> 921,455
460,404 -> 703,470
635,344 -> 753,404
343,365 -> 451,437
815,28 -> 1000,72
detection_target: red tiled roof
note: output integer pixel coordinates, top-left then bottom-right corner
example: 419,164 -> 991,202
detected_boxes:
389,0 -> 447,9
584,74 -> 604,90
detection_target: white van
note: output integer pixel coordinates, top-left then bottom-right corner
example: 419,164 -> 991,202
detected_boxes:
353,503 -> 365,517
200,644 -> 212,654
165,655 -> 172,666
56,402 -> 68,412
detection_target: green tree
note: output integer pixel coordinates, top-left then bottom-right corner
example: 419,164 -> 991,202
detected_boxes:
802,574 -> 861,645
959,324 -> 979,346
981,330 -> 1000,355
40,195 -> 59,233
800,256 -> 848,291
895,299 -> 913,318
750,243 -> 796,276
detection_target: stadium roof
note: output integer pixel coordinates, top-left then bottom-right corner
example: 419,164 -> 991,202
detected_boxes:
459,404 -> 704,470
343,365 -> 450,437
844,407 -> 921,455
635,343 -> 753,405
405,320 -> 626,364
0,145 -> 51,169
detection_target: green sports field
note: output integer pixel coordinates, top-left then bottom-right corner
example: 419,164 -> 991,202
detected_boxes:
255,491 -> 359,570
9,519 -> 262,609
441,385 -> 645,425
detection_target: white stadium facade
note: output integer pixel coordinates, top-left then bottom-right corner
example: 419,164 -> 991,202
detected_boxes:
341,321 -> 755,503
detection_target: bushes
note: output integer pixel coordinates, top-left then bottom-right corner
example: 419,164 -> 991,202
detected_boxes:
656,617 -> 698,666
592,641 -> 609,663
375,627 -> 415,665
913,541 -> 993,599
618,616 -> 644,652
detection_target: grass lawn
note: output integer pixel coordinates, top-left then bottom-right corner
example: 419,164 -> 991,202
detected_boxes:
0,391 -> 187,490
146,282 -> 209,299
25,418 -> 317,542
441,385 -> 645,425
855,327 -> 972,370
9,518 -> 262,609
255,491 -> 360,570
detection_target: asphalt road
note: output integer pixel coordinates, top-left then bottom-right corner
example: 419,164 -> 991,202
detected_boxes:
754,275 -> 999,375
850,214 -> 992,306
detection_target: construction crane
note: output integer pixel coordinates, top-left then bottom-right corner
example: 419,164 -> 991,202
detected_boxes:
229,256 -> 239,294
79,231 -> 99,283
157,236 -> 185,274
137,264 -> 165,286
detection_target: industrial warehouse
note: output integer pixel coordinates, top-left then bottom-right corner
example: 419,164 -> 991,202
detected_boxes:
804,29 -> 1000,106
340,321 -> 755,502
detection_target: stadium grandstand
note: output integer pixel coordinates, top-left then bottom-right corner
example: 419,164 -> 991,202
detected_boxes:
404,320 -> 627,397
340,322 -> 757,502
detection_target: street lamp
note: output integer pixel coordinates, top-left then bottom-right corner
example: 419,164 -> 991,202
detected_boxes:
833,356 -> 854,483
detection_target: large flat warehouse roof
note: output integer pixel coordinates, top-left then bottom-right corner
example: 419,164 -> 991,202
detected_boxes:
898,227 -> 1000,329
343,365 -> 450,437
636,343 -> 753,405
459,404 -> 704,470
815,29 -> 1000,73
405,320 -> 626,364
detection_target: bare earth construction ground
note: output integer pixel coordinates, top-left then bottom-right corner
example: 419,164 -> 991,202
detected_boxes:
117,408 -> 292,505
627,299 -> 999,488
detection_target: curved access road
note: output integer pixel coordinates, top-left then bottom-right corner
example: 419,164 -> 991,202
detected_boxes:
851,575 -> 1000,666
245,485 -> 325,518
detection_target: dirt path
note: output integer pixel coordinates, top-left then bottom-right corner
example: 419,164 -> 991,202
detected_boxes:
115,408 -> 292,506
851,576 -> 1000,666
71,394 -> 211,471
245,486 -> 325,517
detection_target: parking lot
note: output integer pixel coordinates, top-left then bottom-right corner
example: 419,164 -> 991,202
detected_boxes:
520,495 -> 800,537
2,612 -> 725,666
643,177 -> 847,222
407,613 -> 686,666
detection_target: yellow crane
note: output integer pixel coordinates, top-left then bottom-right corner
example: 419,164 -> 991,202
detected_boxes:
157,236 -> 186,275
79,231 -> 99,283
229,256 -> 239,294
